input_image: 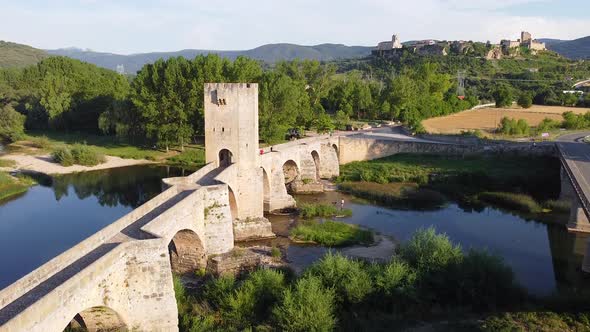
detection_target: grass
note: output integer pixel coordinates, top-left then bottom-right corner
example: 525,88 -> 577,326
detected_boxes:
422,105 -> 590,135
299,203 -> 352,219
543,199 -> 571,213
291,220 -> 374,247
480,312 -> 590,332
24,131 -> 166,160
0,172 -> 35,201
478,192 -> 543,213
338,154 -> 556,185
0,159 -> 16,168
339,182 -> 447,210
165,146 -> 205,167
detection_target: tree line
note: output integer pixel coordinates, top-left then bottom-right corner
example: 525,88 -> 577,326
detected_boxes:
0,54 -> 478,146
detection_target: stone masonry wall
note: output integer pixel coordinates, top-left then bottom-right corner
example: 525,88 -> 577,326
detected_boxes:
338,136 -> 555,164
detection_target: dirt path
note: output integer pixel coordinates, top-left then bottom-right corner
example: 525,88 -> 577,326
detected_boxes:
0,154 -> 154,175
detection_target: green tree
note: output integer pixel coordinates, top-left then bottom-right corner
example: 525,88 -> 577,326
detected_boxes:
131,57 -> 195,151
493,85 -> 513,108
0,104 -> 25,142
517,92 -> 533,109
259,72 -> 309,143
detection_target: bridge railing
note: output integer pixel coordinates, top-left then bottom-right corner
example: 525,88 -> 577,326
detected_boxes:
557,144 -> 590,218
0,184 -> 182,309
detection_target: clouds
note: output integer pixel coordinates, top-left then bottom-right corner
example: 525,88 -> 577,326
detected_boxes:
0,0 -> 588,53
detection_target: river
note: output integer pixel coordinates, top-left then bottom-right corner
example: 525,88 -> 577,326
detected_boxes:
0,165 -> 588,296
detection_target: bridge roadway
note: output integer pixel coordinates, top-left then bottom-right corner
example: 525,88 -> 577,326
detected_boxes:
557,132 -> 590,228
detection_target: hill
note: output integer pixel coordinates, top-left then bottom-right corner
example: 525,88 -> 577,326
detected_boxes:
47,43 -> 373,73
0,41 -> 48,68
539,36 -> 590,59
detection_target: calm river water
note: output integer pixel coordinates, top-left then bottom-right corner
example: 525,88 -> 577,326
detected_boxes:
0,165 -> 190,289
0,166 -> 588,296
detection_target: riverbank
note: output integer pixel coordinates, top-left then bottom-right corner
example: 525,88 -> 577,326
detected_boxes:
0,154 -> 154,175
336,153 -> 569,219
0,172 -> 35,202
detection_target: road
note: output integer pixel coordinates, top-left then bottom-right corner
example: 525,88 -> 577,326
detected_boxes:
557,132 -> 590,209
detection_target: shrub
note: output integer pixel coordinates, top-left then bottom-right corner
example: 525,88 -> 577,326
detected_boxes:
374,259 -> 416,297
272,276 -> 336,332
305,252 -> 373,305
398,227 -> 462,274
51,146 -> 74,166
457,250 -> 524,311
536,117 -> 560,133
223,269 -> 286,329
299,203 -> 351,219
29,135 -> 52,149
478,191 -> 541,213
51,144 -> 105,166
291,220 -> 373,247
271,246 -> 281,259
70,144 -> 105,166
202,275 -> 236,309
498,117 -> 530,136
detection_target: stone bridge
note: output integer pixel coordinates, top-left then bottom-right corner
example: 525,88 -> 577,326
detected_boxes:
2,83 -> 589,331
0,83 -> 340,332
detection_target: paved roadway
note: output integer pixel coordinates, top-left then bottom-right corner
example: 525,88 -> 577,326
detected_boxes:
557,132 -> 590,207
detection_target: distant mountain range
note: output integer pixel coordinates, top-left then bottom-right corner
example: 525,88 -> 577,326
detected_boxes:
46,44 -> 374,73
539,36 -> 590,59
2,36 -> 589,72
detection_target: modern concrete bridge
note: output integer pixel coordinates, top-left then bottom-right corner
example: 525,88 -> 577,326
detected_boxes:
557,132 -> 590,233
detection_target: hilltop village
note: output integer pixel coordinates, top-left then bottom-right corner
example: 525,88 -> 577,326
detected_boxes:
373,31 -> 547,59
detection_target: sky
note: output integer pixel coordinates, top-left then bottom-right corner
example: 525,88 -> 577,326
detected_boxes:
1,0 -> 589,54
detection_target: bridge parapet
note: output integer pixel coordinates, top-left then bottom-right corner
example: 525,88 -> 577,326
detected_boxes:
0,184 -> 182,310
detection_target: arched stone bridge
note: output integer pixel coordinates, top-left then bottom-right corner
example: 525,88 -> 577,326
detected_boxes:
2,83 -> 589,331
0,84 -> 340,332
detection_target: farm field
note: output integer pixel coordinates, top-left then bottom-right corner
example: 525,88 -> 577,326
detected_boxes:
422,105 -> 590,134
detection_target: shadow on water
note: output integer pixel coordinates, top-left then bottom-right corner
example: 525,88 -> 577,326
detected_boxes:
0,164 -> 193,289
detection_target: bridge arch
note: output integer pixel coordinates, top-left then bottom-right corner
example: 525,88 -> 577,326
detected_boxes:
228,186 -> 238,220
64,306 -> 127,332
218,148 -> 233,167
311,150 -> 320,181
282,160 -> 300,194
168,229 -> 206,275
332,144 -> 339,162
262,167 -> 271,202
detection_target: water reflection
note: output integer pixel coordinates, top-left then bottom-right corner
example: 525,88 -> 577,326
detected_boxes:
0,165 -> 191,289
268,192 -> 590,296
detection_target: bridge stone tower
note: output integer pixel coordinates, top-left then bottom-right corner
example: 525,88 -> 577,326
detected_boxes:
204,83 -> 264,220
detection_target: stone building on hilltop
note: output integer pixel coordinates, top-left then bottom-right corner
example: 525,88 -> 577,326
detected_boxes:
501,31 -> 546,54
